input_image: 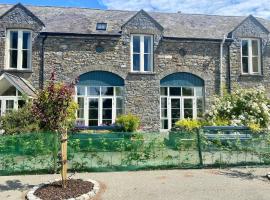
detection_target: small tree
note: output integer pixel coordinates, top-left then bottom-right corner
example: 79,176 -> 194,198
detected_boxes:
32,72 -> 77,188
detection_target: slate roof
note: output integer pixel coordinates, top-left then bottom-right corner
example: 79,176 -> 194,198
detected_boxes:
0,73 -> 36,97
0,4 -> 270,39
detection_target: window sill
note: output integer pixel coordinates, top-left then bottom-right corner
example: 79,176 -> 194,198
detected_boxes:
128,72 -> 156,75
1,69 -> 33,73
240,74 -> 263,77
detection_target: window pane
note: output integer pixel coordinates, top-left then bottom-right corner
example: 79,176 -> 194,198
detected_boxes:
18,100 -> 26,108
184,99 -> 193,109
171,99 -> 180,108
87,87 -> 100,96
161,119 -> 168,129
161,98 -> 167,109
252,57 -> 259,73
144,36 -> 151,53
242,40 -> 248,56
161,109 -> 167,118
144,54 -> 152,71
115,87 -> 124,96
77,86 -> 85,96
22,50 -> 29,69
182,87 -> 194,96
252,40 -> 259,56
6,100 -> 14,113
160,87 -> 168,96
171,109 -> 180,118
102,99 -> 112,108
101,87 -> 114,96
184,109 -> 193,118
89,99 -> 98,109
133,54 -> 140,71
195,87 -> 203,96
10,50 -> 17,68
116,109 -> 123,117
10,31 -> 18,49
23,32 -> 30,49
77,97 -> 84,118
133,36 -> 140,53
170,87 -> 181,96
242,57 -> 248,73
116,98 -> 124,109
102,109 -> 112,119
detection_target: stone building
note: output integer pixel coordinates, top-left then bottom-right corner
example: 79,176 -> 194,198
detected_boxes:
0,3 -> 270,131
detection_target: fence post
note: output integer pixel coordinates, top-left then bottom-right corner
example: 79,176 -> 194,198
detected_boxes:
196,128 -> 203,168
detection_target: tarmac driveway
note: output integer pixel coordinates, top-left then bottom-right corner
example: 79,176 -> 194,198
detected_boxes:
0,168 -> 270,200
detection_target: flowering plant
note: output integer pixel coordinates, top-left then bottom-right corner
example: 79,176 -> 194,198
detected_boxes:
205,85 -> 270,131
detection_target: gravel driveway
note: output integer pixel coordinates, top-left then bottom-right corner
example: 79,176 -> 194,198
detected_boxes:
0,168 -> 270,200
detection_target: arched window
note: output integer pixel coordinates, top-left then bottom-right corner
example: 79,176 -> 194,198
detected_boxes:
76,71 -> 125,127
160,72 -> 204,130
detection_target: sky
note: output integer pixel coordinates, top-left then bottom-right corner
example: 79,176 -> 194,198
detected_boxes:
0,0 -> 270,19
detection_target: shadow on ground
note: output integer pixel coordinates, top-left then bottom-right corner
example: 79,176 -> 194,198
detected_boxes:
0,180 -> 34,191
218,169 -> 269,182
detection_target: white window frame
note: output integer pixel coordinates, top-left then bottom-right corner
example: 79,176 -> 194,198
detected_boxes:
241,38 -> 261,75
160,86 -> 204,130
130,34 -> 153,72
5,29 -> 32,70
75,86 -> 124,127
0,89 -> 23,116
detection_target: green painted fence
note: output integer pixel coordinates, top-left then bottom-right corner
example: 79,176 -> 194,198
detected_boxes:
0,127 -> 270,176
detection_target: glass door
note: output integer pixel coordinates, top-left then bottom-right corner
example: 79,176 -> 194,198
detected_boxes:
170,98 -> 181,128
183,98 -> 194,118
88,98 -> 99,126
101,98 -> 113,125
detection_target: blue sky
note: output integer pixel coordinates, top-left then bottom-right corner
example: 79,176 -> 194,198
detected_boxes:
0,0 -> 270,19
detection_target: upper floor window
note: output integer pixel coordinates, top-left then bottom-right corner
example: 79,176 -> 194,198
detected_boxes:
96,23 -> 107,31
6,30 -> 32,70
131,35 -> 153,72
241,38 -> 261,75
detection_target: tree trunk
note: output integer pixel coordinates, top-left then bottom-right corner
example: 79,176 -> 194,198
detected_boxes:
61,128 -> 68,188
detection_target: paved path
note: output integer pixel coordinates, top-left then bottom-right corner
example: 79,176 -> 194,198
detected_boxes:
0,168 -> 270,200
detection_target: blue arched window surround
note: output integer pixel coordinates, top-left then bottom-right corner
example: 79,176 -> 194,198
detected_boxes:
77,71 -> 124,86
160,72 -> 204,87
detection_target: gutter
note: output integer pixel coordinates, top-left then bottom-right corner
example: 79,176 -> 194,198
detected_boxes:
40,35 -> 47,89
40,32 -> 122,37
220,35 -> 227,96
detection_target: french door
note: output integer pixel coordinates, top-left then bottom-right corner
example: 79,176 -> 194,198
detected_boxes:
88,97 -> 114,126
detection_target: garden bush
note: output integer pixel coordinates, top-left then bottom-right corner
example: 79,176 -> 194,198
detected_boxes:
0,103 -> 40,135
115,114 -> 140,132
206,85 -> 270,131
174,118 -> 201,132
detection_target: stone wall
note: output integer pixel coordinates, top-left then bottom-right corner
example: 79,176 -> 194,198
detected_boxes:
229,16 -> 270,93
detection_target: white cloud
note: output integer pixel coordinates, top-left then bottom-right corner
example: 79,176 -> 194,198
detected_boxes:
100,0 -> 270,19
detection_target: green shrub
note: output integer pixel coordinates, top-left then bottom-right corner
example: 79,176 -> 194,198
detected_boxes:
206,85 -> 270,130
174,118 -> 201,132
115,114 -> 140,132
0,103 -> 40,135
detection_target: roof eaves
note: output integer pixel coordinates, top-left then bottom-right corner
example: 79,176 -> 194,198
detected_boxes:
40,32 -> 122,37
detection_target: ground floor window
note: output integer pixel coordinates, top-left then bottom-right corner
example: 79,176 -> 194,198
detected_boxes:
160,86 -> 204,130
75,86 -> 124,126
0,88 -> 25,116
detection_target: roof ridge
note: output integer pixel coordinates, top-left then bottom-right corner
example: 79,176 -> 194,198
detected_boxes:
0,3 -> 261,19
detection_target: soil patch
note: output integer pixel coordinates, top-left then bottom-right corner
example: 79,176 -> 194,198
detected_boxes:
34,179 -> 94,200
